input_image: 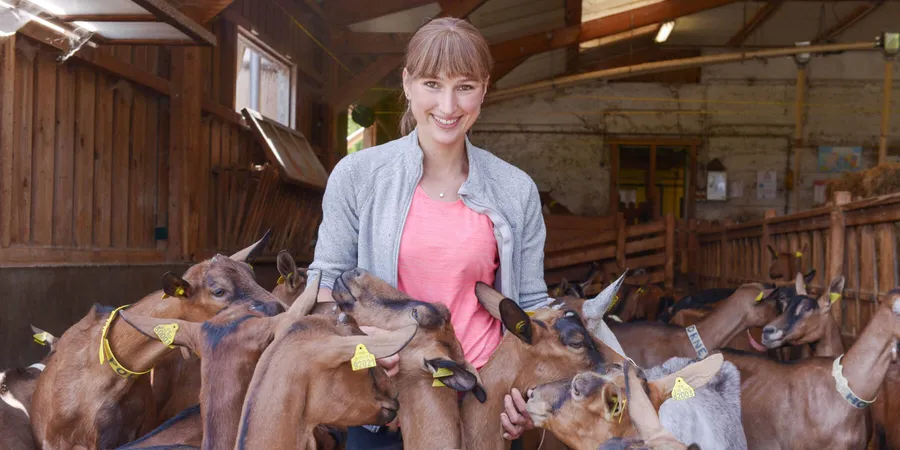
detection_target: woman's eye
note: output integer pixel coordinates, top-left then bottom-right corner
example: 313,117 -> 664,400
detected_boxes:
457,84 -> 474,91
424,81 -> 438,88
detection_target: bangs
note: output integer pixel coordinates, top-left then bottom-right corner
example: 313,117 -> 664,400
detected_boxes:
405,27 -> 492,82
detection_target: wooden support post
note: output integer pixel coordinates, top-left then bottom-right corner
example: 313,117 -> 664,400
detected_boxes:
609,144 -> 619,217
0,35 -> 13,248
169,47 -> 203,261
616,212 -> 626,270
792,65 -> 807,214
686,219 -> 697,277
649,144 -> 658,221
687,144 -> 697,221
665,213 -> 676,290
879,58 -> 893,166
761,209 -> 777,280
828,191 -> 851,326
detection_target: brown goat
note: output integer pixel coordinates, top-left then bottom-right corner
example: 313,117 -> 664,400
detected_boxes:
526,356 -> 721,450
331,267 -> 485,449
116,404 -> 202,449
722,287 -> 900,449
31,235 -> 278,450
609,283 -> 778,367
767,242 -> 808,280
234,311 -> 417,449
271,249 -> 309,308
460,281 -> 626,450
760,273 -> 845,358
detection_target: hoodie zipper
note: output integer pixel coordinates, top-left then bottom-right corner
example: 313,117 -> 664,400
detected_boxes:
391,163 -> 423,287
459,194 -> 514,301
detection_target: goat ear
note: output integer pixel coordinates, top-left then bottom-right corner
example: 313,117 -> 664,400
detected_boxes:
229,229 -> 272,264
578,263 -> 601,292
288,270 -> 321,317
647,353 -> 723,407
624,361 -> 678,446
161,272 -> 194,298
583,270 -> 628,320
276,250 -> 296,283
767,245 -> 778,259
117,311 -> 203,357
803,270 -> 816,285
345,323 -> 418,361
30,325 -> 58,350
820,275 -> 845,311
499,298 -> 533,345
794,272 -> 808,296
426,359 -> 485,401
474,282 -> 506,320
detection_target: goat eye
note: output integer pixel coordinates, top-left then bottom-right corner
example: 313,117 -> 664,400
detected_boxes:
564,311 -> 576,318
213,289 -> 225,297
0,384 -> 7,394
568,341 -> 584,349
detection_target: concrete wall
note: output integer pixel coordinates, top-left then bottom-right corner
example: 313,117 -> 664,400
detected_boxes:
0,263 -> 282,368
472,52 -> 899,220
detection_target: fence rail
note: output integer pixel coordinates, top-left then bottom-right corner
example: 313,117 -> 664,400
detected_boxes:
688,191 -> 900,341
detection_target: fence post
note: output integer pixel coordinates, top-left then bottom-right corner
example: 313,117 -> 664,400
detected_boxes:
828,191 -> 851,326
616,212 -> 626,271
760,209 -> 776,280
721,219 -> 734,287
665,213 -> 675,290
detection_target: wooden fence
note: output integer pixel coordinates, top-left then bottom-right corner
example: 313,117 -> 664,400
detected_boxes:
689,191 -> 900,341
543,213 -> 677,296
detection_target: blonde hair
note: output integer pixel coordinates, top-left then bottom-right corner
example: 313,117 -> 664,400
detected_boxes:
401,17 -> 493,136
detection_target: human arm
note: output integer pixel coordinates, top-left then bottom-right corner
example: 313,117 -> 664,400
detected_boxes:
307,159 -> 359,302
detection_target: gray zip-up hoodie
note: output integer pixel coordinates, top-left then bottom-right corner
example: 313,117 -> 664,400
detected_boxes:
307,128 -> 549,310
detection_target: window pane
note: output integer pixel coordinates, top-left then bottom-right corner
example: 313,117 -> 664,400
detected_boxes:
259,56 -> 291,127
235,44 -> 254,114
235,33 -> 294,128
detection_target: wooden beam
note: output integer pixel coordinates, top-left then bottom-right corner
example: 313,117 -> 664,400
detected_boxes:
169,47 -> 203,261
436,0 -> 489,18
880,59 -> 893,165
812,1 -> 883,44
565,0 -> 582,72
726,1 -> 783,46
176,1 -> 235,25
130,0 -> 217,46
303,0 -> 329,21
332,32 -> 410,54
0,35 -> 13,248
326,0 -> 435,26
330,55 -> 404,110
60,14 -> 159,22
102,39 -> 196,46
492,56 -> 529,83
490,0 -> 736,64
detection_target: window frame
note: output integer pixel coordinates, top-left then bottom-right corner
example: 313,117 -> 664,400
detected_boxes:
235,26 -> 298,129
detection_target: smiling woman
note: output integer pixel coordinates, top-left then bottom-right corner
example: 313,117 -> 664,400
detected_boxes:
307,17 -> 551,449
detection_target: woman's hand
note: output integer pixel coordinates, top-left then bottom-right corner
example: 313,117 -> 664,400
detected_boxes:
359,326 -> 401,377
501,388 -> 534,440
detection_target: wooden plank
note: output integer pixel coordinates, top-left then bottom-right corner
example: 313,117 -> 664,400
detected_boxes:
143,94 -> 159,248
61,14 -> 160,22
210,121 -> 222,248
813,229 -> 824,287
111,82 -> 132,248
32,52 -> 57,246
665,213 -> 675,288
53,63 -> 76,247
73,66 -> 96,248
170,47 -> 203,261
0,247 -> 165,266
877,223 -> 896,298
131,0 -> 217,46
156,98 -> 169,252
860,225 -> 877,334
626,220 -> 666,238
545,230 -> 618,253
626,252 -> 667,270
0,36 -> 14,247
616,213 -> 626,270
829,192 -> 850,325
799,231 -> 812,275
812,2 -> 882,44
129,90 -> 148,248
198,119 -> 211,250
324,0 -> 434,26
93,74 -> 114,248
625,236 -> 667,255
544,244 -> 616,270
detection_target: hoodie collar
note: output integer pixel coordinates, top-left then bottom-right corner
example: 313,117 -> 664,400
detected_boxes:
405,128 -> 484,199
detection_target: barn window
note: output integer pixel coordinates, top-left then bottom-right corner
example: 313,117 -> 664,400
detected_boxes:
235,29 -> 296,128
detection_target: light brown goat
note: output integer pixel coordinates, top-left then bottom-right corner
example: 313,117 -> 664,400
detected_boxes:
767,243 -> 808,281
525,356 -> 720,450
31,235 -> 277,450
331,267 -> 485,449
609,283 -> 777,367
723,287 -> 900,449
460,280 -> 626,450
234,309 -> 417,449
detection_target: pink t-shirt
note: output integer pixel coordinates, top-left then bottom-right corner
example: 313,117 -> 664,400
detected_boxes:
397,185 -> 502,369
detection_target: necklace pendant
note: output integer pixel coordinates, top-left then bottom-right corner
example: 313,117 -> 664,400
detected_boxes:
439,192 -> 445,198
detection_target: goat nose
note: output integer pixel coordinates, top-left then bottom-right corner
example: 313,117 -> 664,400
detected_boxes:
763,326 -> 776,336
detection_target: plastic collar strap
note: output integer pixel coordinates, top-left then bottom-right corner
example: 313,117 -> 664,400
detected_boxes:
98,304 -> 152,379
685,325 -> 709,359
832,355 -> 875,409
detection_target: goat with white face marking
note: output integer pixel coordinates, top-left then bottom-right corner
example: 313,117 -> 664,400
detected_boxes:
761,273 -> 845,358
0,327 -> 57,450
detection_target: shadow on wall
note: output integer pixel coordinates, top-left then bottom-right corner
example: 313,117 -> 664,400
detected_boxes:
0,263 -> 284,368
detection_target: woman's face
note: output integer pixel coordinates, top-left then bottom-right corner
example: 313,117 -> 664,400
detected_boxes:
403,70 -> 486,149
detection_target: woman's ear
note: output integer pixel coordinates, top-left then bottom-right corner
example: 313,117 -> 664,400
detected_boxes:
402,68 -> 410,98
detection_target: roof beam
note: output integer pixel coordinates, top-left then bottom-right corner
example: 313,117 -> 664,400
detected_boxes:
333,32 -> 410,54
130,0 -> 217,45
812,1 -> 883,44
726,1 -> 783,46
565,0 -> 582,72
490,0 -> 737,64
302,0 -> 329,21
175,1 -> 236,25
325,0 -> 436,26
59,14 -> 159,22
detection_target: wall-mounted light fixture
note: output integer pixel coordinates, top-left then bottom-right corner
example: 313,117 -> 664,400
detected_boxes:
655,21 -> 675,43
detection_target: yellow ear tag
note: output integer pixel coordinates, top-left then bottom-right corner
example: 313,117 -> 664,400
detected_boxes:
637,287 -> 646,295
515,320 -> 527,334
606,295 -> 619,313
525,311 -> 536,317
176,287 -> 185,297
277,275 -> 285,285
433,367 -> 454,378
161,293 -> 169,299
153,323 -> 179,349
755,291 -> 764,302
795,251 -> 803,258
351,344 -> 377,371
433,379 -> 447,387
830,293 -> 841,304
33,332 -> 50,346
671,377 -> 695,400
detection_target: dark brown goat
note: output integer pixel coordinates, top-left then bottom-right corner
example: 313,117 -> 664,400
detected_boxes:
761,273 -> 845,358
608,283 -> 777,367
767,242 -> 808,281
331,267 -> 484,449
723,287 -> 900,449
460,280 -> 626,450
31,234 -> 277,450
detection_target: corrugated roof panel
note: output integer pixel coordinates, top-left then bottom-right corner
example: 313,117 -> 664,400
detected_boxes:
494,48 -> 567,90
84,21 -> 188,40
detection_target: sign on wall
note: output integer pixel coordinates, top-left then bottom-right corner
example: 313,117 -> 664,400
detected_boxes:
818,146 -> 862,173
757,171 -> 777,200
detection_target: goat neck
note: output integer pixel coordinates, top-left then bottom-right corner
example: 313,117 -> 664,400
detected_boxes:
688,285 -> 776,355
814,315 -> 844,357
838,293 -> 900,403
394,374 -> 463,449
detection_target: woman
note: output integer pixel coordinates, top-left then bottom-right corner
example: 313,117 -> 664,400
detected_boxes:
308,17 -> 544,448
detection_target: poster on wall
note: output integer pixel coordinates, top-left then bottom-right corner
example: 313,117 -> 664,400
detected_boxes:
817,146 -> 862,173
757,171 -> 777,200
707,171 -> 727,201
813,180 -> 828,205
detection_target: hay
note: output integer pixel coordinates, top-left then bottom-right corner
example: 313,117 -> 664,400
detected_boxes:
827,164 -> 900,199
